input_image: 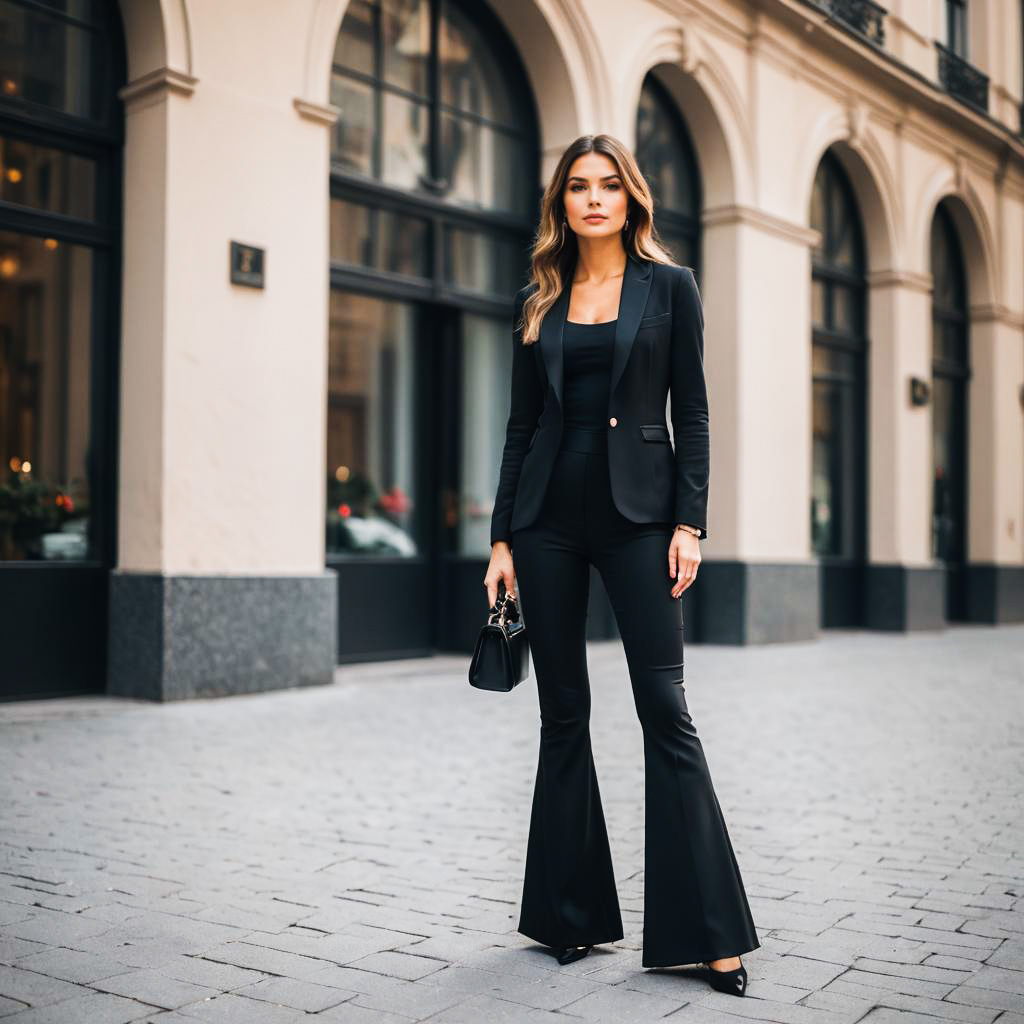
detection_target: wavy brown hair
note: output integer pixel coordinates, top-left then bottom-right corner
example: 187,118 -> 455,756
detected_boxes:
518,133 -> 679,344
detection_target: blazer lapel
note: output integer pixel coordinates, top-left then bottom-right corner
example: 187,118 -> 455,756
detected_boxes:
609,253 -> 654,398
538,253 -> 654,411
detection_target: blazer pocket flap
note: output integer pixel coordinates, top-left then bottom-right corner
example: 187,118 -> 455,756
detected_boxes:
640,423 -> 670,442
639,311 -> 671,327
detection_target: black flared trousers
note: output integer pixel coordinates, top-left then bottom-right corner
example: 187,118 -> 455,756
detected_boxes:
510,426 -> 760,968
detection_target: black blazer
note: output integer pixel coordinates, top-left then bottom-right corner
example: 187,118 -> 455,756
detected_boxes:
490,253 -> 710,548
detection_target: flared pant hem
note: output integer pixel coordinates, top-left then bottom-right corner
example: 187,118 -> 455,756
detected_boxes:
641,937 -> 761,970
518,920 -> 625,950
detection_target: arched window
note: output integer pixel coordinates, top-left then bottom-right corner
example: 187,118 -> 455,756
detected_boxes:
327,0 -> 539,658
929,201 -> 969,615
809,152 -> 868,624
329,0 -> 537,291
635,73 -> 701,273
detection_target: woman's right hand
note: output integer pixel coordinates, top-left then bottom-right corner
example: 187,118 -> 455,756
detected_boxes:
484,542 -> 517,608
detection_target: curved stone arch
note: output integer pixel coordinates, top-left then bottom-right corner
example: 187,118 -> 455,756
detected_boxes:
613,21 -> 752,209
299,0 -> 597,147
794,105 -> 900,271
912,163 -> 998,308
117,0 -> 194,86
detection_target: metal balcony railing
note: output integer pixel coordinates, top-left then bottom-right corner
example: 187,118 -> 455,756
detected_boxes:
807,0 -> 887,46
936,42 -> 990,113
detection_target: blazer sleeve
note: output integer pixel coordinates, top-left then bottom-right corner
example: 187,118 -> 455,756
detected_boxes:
489,285 -> 544,548
669,267 -> 710,540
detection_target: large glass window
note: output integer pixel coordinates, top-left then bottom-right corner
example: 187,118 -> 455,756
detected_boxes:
946,0 -> 968,58
330,0 -> 534,223
457,310 -> 511,553
0,0 -> 118,125
326,290 -> 421,557
0,0 -> 122,565
0,231 -> 96,560
329,0 -> 538,562
929,202 -> 968,566
635,73 -> 701,273
809,152 -> 867,561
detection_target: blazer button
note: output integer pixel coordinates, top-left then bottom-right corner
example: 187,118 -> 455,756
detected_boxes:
609,416 -> 618,427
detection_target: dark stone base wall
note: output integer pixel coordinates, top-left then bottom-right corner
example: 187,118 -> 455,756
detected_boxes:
964,563 -> 1024,623
695,560 -> 820,644
864,564 -> 946,631
108,571 -> 337,701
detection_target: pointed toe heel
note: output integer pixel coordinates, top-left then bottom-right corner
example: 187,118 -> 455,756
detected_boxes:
703,959 -> 748,996
554,944 -> 593,965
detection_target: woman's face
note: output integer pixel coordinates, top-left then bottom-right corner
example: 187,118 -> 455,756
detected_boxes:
562,151 -> 629,240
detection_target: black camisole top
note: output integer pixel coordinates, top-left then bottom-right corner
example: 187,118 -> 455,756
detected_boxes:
561,318 -> 617,431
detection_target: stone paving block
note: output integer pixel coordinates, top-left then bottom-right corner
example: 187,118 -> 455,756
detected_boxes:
0,965 -> 86,1009
646,1003 -> 745,1022
3,910 -> 111,947
344,951 -> 448,982
228,927 -> 404,969
0,990 -> 158,1023
317,1002 -> 418,1023
13,947 -> 134,985
135,1014 -> 208,1024
759,954 -> 847,990
90,966 -> 221,1010
834,968 -> 957,999
798,989 -> 880,1018
185,940 -> 332,979
552,982 -> 687,1020
0,995 -> 29,1015
849,958 -> 973,985
986,939 -> 1024,970
390,933 -> 510,962
225,975 -> 356,1011
341,979 -> 473,1019
958,965 -> 1024,995
421,992 -> 588,1021
856,1010 -> 960,1023
0,937 -> 47,964
157,992 -> 311,1023
856,989 -> 1000,1022
156,953 -> 271,992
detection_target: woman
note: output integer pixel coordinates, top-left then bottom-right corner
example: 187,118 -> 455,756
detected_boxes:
483,134 -> 760,997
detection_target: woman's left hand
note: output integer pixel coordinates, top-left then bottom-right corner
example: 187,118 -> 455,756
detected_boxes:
668,530 -> 701,598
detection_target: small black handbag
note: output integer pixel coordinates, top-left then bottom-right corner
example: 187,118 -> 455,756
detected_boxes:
468,584 -> 530,691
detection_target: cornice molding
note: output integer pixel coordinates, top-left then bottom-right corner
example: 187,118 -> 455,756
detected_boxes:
118,67 -> 197,112
294,98 -> 340,126
704,202 -> 820,245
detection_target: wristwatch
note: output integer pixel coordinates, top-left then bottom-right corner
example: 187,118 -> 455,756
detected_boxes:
675,523 -> 701,538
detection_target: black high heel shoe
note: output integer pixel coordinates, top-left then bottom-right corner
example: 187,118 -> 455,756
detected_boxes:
702,958 -> 747,996
553,944 -> 592,965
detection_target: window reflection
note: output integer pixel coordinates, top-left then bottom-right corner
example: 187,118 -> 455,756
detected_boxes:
0,0 -> 106,123
0,136 -> 97,220
326,290 -> 419,557
444,227 -> 520,294
382,0 -> 429,95
0,230 -> 95,561
457,311 -> 511,555
332,0 -> 535,218
929,203 -> 968,565
809,153 -> 867,561
636,76 -> 698,218
635,74 -> 700,274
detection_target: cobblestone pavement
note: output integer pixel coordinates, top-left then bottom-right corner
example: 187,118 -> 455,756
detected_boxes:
1,624 -> 1022,1023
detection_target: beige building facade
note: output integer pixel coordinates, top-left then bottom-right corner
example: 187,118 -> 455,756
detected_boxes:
0,0 -> 1021,700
